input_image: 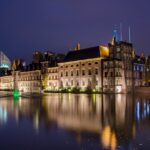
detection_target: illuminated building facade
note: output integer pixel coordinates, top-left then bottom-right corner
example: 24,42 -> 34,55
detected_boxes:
47,66 -> 59,91
0,75 -> 13,90
133,55 -> 146,87
145,56 -> 150,85
0,39 -> 148,93
17,70 -> 42,93
102,41 -> 134,93
57,46 -> 109,91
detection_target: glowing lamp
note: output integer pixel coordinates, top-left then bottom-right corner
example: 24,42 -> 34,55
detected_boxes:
13,89 -> 21,97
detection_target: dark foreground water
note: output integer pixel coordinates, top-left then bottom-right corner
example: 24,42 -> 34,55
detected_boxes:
0,93 -> 150,150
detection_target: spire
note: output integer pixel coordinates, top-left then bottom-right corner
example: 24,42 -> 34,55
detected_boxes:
128,26 -> 131,43
113,25 -> 119,42
120,23 -> 123,41
75,42 -> 81,50
141,51 -> 145,58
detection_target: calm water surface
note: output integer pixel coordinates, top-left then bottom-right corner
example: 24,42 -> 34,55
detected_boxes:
0,93 -> 150,150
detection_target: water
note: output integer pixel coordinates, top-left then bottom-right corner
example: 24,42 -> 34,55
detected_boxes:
0,93 -> 150,150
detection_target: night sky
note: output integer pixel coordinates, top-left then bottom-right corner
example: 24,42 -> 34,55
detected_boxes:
0,0 -> 150,62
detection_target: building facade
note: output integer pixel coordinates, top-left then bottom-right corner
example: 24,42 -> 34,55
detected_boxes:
0,40 -> 148,94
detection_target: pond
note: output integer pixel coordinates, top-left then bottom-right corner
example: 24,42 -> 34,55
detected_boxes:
0,93 -> 150,150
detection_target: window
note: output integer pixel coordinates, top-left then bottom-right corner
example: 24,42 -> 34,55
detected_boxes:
76,70 -> 79,76
71,80 -> 73,86
95,69 -> 98,75
66,72 -> 68,76
88,63 -> 91,66
82,81 -> 85,86
82,70 -> 85,76
96,80 -> 98,85
66,82 -> 68,86
95,62 -> 98,64
110,72 -> 113,77
105,72 -> 108,77
61,72 -> 63,77
88,69 -> 91,75
71,71 -> 73,76
82,64 -> 85,66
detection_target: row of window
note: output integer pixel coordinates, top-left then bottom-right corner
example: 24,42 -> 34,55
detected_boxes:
20,82 -> 40,87
19,76 -> 41,81
49,76 -> 58,80
104,72 -> 122,77
48,70 -> 58,73
60,69 -> 99,77
60,62 -> 99,68
134,65 -> 144,71
61,79 -> 98,87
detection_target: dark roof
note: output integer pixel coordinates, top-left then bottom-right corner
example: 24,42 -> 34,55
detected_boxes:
134,55 -> 145,64
63,46 -> 101,62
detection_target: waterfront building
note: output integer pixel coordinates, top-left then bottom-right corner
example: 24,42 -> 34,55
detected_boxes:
0,74 -> 13,90
0,39 -> 149,93
102,58 -> 125,93
57,46 -> 109,91
17,70 -> 41,93
101,37 -> 136,93
47,66 -> 59,91
145,56 -> 150,85
133,55 -> 145,87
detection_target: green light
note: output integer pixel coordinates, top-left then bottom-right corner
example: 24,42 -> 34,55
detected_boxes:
13,89 -> 21,97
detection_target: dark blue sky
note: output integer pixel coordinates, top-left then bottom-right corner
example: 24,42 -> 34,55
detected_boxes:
0,0 -> 150,62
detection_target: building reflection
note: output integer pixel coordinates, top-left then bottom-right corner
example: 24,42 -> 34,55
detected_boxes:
0,94 -> 150,149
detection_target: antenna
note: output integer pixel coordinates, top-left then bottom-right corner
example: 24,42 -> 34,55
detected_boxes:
129,26 -> 131,43
120,23 -> 123,41
113,25 -> 119,42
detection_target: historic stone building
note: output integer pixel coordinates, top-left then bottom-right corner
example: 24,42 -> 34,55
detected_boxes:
145,56 -> 150,85
0,74 -> 13,90
133,55 -> 145,87
57,46 -> 109,91
46,66 -> 59,91
0,39 -> 148,94
17,70 -> 41,93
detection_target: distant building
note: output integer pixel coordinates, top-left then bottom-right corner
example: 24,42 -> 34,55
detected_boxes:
0,51 -> 11,76
145,56 -> 150,85
32,51 -> 43,64
0,51 -> 11,69
133,55 -> 145,87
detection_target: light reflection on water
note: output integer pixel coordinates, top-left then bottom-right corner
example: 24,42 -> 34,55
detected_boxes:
0,93 -> 150,150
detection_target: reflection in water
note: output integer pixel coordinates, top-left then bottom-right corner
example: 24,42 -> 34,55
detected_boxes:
0,93 -> 150,150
